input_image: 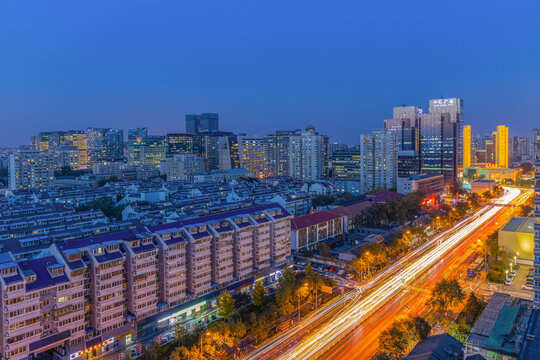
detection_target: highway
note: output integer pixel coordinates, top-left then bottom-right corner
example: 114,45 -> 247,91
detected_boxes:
243,187 -> 526,360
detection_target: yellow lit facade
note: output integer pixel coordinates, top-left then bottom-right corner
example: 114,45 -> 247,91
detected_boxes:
495,125 -> 509,168
464,125 -> 471,169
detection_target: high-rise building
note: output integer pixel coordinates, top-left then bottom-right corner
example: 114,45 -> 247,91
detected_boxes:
265,130 -> 296,177
464,125 -> 472,169
429,98 -> 464,168
127,135 -> 166,168
237,136 -> 271,178
128,127 -> 148,143
166,133 -> 194,157
534,129 -> 540,308
8,151 -> 54,190
289,126 -> 328,181
160,153 -> 204,181
386,98 -> 462,184
512,136 -> 528,157
217,135 -> 240,171
186,113 -> 219,133
86,128 -> 124,165
494,125 -> 509,168
531,129 -> 540,159
331,148 -> 361,180
360,129 -> 397,192
36,130 -> 87,169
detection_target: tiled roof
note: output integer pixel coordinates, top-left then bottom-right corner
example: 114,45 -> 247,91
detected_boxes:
291,211 -> 343,230
328,201 -> 374,216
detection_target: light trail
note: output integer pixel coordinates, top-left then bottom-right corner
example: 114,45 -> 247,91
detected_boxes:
244,187 -> 523,360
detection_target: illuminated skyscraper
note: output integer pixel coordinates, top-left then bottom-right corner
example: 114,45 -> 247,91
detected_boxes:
464,125 -> 472,169
494,125 -> 509,168
360,129 -> 397,192
534,129 -> 540,308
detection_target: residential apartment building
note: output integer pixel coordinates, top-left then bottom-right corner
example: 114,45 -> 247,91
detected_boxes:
237,136 -> 270,178
160,154 -> 205,181
360,129 -> 397,192
0,203 -> 292,360
289,126 -> 328,181
8,151 -> 55,190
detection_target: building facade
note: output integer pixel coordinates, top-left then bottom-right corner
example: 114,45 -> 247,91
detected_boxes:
8,151 -> 55,190
360,129 -> 397,192
186,113 -> 219,133
160,154 -> 205,181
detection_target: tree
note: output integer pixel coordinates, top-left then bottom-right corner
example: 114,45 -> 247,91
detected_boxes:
428,278 -> 465,315
447,322 -> 467,344
233,291 -> 252,308
521,162 -> 533,173
379,324 -> 409,359
173,321 -> 186,343
217,290 -> 236,321
457,292 -> 485,326
316,242 -> 331,258
412,316 -> 431,340
252,281 -> 266,308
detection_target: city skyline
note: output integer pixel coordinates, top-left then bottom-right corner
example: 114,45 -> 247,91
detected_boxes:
1,1 -> 540,147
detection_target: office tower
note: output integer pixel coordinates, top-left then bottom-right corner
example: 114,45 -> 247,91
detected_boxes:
36,130 -> 87,169
30,136 -> 37,150
331,148 -> 361,179
289,126 -> 328,181
166,133 -> 194,157
128,127 -> 148,142
464,125 -> 472,169
186,113 -> 219,133
106,129 -> 124,161
421,113 -> 458,184
494,125 -> 509,168
160,154 -> 204,181
127,135 -> 166,167
512,137 -> 528,157
429,98 -> 464,168
386,99 -> 462,184
8,151 -> 54,190
217,135 -> 240,171
86,128 -> 124,165
237,136 -> 269,178
360,129 -> 397,192
534,129 -> 540,308
531,129 -> 540,159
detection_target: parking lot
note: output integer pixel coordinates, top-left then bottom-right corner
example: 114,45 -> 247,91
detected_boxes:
504,263 -> 533,291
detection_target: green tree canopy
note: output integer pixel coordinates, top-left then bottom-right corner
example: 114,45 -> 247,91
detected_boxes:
217,290 -> 236,321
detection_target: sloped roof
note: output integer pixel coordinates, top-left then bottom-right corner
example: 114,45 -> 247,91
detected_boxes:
291,210 -> 342,230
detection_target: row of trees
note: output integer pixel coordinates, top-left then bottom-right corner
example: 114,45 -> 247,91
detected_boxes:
360,191 -> 425,227
164,265 -> 334,360
376,278 -> 485,359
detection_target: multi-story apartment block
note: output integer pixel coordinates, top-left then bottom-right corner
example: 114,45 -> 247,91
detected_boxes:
159,154 -> 204,181
8,151 -> 55,190
360,129 -> 397,192
0,201 -> 292,360
289,126 -> 329,181
237,136 -> 270,178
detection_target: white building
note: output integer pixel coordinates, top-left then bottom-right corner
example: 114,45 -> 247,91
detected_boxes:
289,125 -> 328,181
160,154 -> 204,181
360,129 -> 397,192
8,151 -> 55,190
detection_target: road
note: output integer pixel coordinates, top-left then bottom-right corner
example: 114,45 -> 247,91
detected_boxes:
320,188 -> 531,360
243,187 -> 528,360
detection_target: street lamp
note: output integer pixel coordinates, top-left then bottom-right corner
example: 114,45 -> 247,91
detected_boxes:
510,263 -> 513,273
505,270 -> 509,280
514,256 -> 517,266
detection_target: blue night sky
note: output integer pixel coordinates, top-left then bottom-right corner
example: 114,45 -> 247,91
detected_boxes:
1,1 -> 539,147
